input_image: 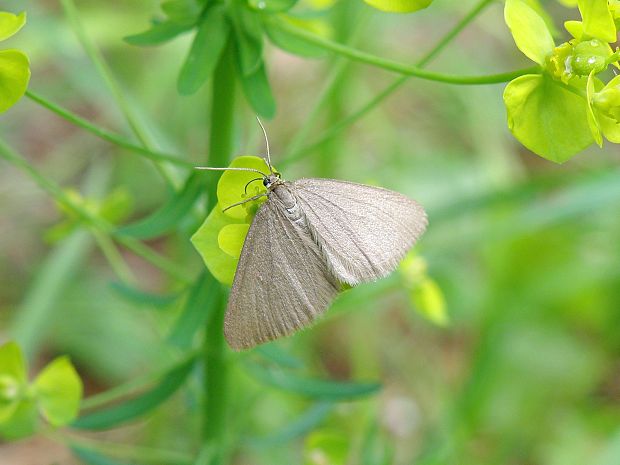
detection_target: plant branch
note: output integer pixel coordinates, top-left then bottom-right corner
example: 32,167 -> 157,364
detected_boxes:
25,90 -> 195,169
60,0 -> 176,185
281,0 -> 499,165
0,138 -> 193,283
270,17 -> 539,85
202,39 -> 236,465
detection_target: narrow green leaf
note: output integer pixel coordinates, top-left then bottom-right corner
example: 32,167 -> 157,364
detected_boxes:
73,356 -> 196,430
124,21 -> 193,46
109,282 -> 180,309
245,363 -> 381,400
255,343 -> 304,369
364,0 -> 432,14
247,402 -> 333,447
504,0 -> 555,65
238,60 -> 276,119
72,447 -> 131,465
503,74 -> 593,162
0,12 -> 26,41
231,3 -> 263,76
0,49 -> 30,113
117,173 -> 203,239
266,17 -> 328,58
167,272 -> 220,349
177,6 -> 230,95
161,0 -> 201,23
34,356 -> 83,427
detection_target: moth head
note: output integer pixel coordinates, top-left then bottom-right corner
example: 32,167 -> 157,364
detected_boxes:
263,174 -> 281,190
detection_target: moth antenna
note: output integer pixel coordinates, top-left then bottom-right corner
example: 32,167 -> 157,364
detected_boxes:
222,192 -> 268,212
195,166 -> 269,177
244,177 -> 264,194
256,116 -> 273,175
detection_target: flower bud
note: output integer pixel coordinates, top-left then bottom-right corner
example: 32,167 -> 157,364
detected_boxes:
593,85 -> 620,121
569,39 -> 610,75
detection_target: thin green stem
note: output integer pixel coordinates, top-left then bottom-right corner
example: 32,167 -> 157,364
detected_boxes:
60,0 -> 176,185
0,138 -> 193,283
92,230 -> 137,284
284,5 -> 368,158
270,18 -> 539,85
281,0 -> 498,165
25,90 -> 195,169
202,39 -> 236,465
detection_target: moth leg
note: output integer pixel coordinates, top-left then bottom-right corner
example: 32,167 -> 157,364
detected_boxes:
222,192 -> 268,212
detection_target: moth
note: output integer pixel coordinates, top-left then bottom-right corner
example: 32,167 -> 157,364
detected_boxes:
198,121 -> 427,350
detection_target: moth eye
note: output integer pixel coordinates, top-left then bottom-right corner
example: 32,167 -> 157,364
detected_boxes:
262,178 -> 270,187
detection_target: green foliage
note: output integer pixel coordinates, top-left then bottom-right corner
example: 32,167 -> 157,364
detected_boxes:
0,342 -> 83,439
363,0 -> 432,14
33,356 -> 82,427
178,5 -> 230,95
73,355 -> 196,430
503,0 -> 620,162
400,252 -> 448,326
504,74 -> 593,163
587,73 -> 620,144
304,430 -> 349,465
577,0 -> 616,42
0,11 -> 26,41
192,156 -> 271,285
4,0 -> 620,464
504,0 -> 554,65
0,11 -> 29,113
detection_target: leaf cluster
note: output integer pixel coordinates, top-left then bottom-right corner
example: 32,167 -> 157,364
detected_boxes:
504,0 -> 620,162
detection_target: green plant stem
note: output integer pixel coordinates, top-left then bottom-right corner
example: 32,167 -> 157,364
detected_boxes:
25,90 -> 194,169
92,230 -> 137,284
202,39 -> 236,465
270,18 -> 539,84
60,0 -> 176,185
0,138 -> 192,283
281,0 -> 496,165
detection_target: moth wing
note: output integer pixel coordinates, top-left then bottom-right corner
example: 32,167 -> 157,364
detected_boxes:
292,178 -> 427,285
225,198 -> 339,351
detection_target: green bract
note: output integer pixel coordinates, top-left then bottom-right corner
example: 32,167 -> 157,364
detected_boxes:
504,74 -> 593,163
577,0 -> 616,43
363,0 -> 432,14
0,11 -> 30,113
400,252 -> 448,326
0,342 -> 83,440
586,73 -> 620,145
504,0 -> 554,65
502,0 -> 620,162
192,156 -> 273,286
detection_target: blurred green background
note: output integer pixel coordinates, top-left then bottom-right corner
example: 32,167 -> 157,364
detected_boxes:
1,0 -> 620,464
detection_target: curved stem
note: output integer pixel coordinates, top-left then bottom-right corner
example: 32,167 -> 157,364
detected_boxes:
25,91 -> 195,169
270,17 -> 539,85
281,0 -> 502,165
